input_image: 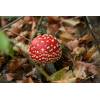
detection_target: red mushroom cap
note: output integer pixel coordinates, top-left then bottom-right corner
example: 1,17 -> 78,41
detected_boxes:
28,34 -> 62,64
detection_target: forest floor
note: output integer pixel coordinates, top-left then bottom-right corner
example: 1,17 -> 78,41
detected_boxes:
0,16 -> 100,83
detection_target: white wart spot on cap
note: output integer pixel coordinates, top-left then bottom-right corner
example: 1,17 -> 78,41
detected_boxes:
37,43 -> 39,46
41,48 -> 45,52
53,46 -> 56,49
38,37 -> 41,40
51,39 -> 54,42
46,40 -> 49,43
36,51 -> 39,53
36,56 -> 39,59
41,40 -> 44,43
47,46 -> 50,49
49,49 -> 53,52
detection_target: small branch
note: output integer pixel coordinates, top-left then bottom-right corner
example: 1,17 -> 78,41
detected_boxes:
31,16 -> 43,40
9,30 -> 30,42
36,16 -> 43,31
1,16 -> 24,31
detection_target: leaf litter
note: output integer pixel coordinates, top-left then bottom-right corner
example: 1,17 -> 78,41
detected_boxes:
0,16 -> 100,83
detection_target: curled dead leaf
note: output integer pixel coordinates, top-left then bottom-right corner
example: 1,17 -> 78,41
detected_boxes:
84,46 -> 97,61
61,18 -> 80,26
79,33 -> 93,44
74,61 -> 97,79
72,47 -> 86,55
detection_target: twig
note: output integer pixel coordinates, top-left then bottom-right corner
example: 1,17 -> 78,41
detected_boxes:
85,16 -> 100,54
36,16 -> 43,31
85,75 -> 95,80
9,30 -> 30,41
1,16 -> 24,30
31,16 -> 43,40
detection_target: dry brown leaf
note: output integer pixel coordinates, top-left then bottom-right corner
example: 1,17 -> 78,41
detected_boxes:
15,31 -> 28,42
1,18 -> 8,26
84,46 -> 97,61
66,39 -> 79,50
91,51 -> 100,66
7,58 -> 27,73
6,73 -> 14,81
16,80 -> 23,83
47,16 -> 60,24
11,19 -> 24,29
61,18 -> 80,26
23,16 -> 33,23
74,61 -> 97,79
9,27 -> 21,35
60,32 -> 76,43
23,77 -> 34,83
72,47 -> 86,55
47,24 -> 60,35
65,27 -> 77,34
79,33 -> 93,44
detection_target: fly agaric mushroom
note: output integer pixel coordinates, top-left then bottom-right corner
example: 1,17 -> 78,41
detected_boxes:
28,34 -> 62,64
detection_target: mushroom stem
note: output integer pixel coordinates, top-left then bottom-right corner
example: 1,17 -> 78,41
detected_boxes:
35,64 -> 51,82
46,63 -> 56,74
